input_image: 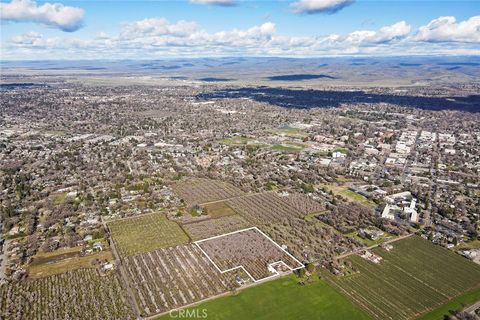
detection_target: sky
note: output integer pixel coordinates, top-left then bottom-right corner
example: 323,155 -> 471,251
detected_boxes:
0,0 -> 479,59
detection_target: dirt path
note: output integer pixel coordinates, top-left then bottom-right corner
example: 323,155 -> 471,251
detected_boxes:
0,239 -> 11,283
334,233 -> 414,260
197,188 -> 288,206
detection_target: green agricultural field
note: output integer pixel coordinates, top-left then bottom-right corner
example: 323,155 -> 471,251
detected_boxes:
417,288 -> 480,320
323,236 -> 480,320
156,275 -> 370,320
108,212 -> 189,257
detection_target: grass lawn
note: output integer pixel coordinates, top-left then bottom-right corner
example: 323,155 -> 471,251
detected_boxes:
271,141 -> 306,153
334,147 -> 349,155
340,189 -> 375,206
454,239 -> 480,251
52,192 -> 67,205
108,212 -> 190,256
346,230 -> 394,247
320,184 -> 376,208
221,137 -> 267,148
417,287 -> 480,320
156,275 -> 370,320
202,201 -> 238,218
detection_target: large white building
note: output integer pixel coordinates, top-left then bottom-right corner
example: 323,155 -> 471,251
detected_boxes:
382,191 -> 419,223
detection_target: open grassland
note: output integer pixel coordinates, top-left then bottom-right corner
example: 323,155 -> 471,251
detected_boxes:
173,178 -> 245,206
0,269 -> 135,320
156,274 -> 370,320
202,201 -> 238,218
323,236 -> 480,320
108,212 -> 189,257
28,249 -> 113,278
320,184 -> 376,208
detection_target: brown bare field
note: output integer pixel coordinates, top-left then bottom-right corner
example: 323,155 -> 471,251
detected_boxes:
28,250 -> 114,279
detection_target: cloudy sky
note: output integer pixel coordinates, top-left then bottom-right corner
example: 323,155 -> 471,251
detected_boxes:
0,0 -> 479,59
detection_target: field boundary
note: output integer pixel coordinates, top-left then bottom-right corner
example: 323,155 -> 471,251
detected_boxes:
194,226 -> 304,283
196,189 -> 287,206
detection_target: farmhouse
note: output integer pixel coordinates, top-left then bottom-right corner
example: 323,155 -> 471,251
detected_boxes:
92,242 -> 103,252
360,250 -> 383,264
359,228 -> 384,241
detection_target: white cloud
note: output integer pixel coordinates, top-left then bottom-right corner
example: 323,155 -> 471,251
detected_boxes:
11,31 -> 43,45
414,16 -> 480,43
190,0 -> 236,6
341,21 -> 411,44
4,16 -> 480,59
120,18 -> 199,39
0,0 -> 84,32
291,0 -> 354,14
371,21 -> 411,43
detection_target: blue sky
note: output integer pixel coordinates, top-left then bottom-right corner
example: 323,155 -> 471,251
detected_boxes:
1,0 -> 479,59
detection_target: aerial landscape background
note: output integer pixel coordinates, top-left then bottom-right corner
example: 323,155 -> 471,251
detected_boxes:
1,1 -> 480,320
